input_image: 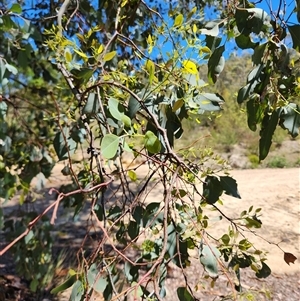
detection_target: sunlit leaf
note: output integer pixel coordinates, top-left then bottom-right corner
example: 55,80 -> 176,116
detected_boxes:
128,170 -> 137,181
9,3 -> 22,13
182,60 -> 198,74
103,51 -> 117,62
64,49 -> 72,63
174,14 -> 183,27
101,134 -> 119,159
73,48 -> 88,60
144,131 -> 161,153
145,60 -> 155,84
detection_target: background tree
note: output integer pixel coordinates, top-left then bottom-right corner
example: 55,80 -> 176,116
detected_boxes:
0,0 -> 299,300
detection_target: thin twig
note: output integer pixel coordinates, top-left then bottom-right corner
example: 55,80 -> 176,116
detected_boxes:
0,180 -> 111,256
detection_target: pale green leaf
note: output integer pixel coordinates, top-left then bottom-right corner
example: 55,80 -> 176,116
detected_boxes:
144,131 -> 161,153
101,134 -> 119,159
199,244 -> 221,278
5,63 -> 18,75
128,170 -> 137,181
70,280 -> 84,301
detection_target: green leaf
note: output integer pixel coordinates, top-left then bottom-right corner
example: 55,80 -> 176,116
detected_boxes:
9,3 -> 22,13
35,172 -> 46,190
279,103 -> 300,138
145,60 -> 155,84
108,97 -> 131,126
5,63 -> 18,75
87,265 -> 107,293
72,68 -> 93,86
53,127 -> 76,161
166,224 -> 177,258
219,176 -> 241,199
174,14 -> 183,27
25,230 -> 34,244
193,93 -> 224,113
208,45 -> 225,84
103,51 -> 117,62
252,43 -> 267,65
100,134 -> 119,159
51,275 -> 77,294
177,287 -> 194,301
87,263 -> 98,286
70,280 -> 84,301
64,48 -> 72,63
94,277 -> 108,293
83,92 -> 99,114
30,279 -> 38,292
259,110 -> 279,161
121,114 -> 131,127
0,101 -> 7,118
128,220 -> 139,240
203,175 -> 223,204
128,96 -> 141,118
235,34 -> 258,49
144,131 -> 161,153
247,95 -> 264,131
199,244 -> 221,278
108,98 -> 124,120
205,35 -> 221,53
128,170 -> 137,181
235,7 -> 270,35
287,25 -> 300,51
73,49 -> 88,60
255,262 -> 271,278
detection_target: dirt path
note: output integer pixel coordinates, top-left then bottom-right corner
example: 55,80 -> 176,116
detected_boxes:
210,168 -> 299,274
0,167 -> 299,300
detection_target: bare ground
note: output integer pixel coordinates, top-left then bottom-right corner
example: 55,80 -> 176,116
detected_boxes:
0,166 -> 299,301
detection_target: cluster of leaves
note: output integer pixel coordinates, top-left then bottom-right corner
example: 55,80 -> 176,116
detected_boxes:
0,0 -> 299,300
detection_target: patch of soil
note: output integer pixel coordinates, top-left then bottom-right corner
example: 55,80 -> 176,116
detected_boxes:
0,162 -> 299,300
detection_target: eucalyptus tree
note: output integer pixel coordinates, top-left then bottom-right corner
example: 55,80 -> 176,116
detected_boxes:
0,0 -> 299,299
